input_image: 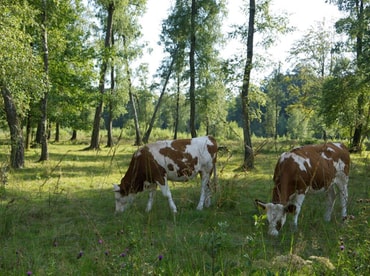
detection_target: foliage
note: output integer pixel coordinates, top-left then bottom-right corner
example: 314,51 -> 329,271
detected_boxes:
0,1 -> 44,118
328,0 -> 370,149
288,20 -> 340,78
160,0 -> 228,135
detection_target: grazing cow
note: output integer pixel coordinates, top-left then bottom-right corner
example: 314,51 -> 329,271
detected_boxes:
114,136 -> 217,213
256,142 -> 350,236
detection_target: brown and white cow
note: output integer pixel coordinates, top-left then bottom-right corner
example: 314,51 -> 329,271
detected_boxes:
113,136 -> 217,213
256,142 -> 350,236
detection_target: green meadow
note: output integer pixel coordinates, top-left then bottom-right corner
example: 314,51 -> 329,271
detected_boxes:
0,133 -> 369,275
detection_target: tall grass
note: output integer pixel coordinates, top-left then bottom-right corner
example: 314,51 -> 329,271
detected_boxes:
0,134 -> 369,275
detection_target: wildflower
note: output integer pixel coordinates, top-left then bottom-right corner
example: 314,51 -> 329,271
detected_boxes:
98,239 -> 103,244
120,252 -> 126,257
77,250 -> 84,259
340,245 -> 345,251
158,254 -> 163,261
27,271 -> 32,275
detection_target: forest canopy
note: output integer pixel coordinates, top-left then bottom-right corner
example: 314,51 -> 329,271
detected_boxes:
1,0 -> 369,168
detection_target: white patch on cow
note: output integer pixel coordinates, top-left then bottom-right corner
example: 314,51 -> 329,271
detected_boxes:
321,152 -> 331,160
332,142 -> 343,149
264,203 -> 287,236
324,185 -> 336,221
114,184 -> 135,212
159,181 -> 177,213
334,158 -> 346,172
280,152 -> 311,172
290,193 -> 305,226
332,158 -> 349,218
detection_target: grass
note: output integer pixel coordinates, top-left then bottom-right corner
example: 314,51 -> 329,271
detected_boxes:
0,135 -> 369,275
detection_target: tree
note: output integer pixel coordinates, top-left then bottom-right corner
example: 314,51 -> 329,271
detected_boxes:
240,0 -> 256,169
288,20 -> 339,78
263,67 -> 285,139
87,0 -> 145,148
142,56 -> 176,143
233,0 -> 291,169
321,58 -> 369,141
160,0 -> 227,139
328,0 -> 370,151
48,0 -> 96,141
25,0 -> 93,151
86,1 -> 115,150
38,0 -> 50,161
0,1 -> 42,168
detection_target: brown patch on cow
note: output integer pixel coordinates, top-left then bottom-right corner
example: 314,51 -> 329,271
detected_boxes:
167,163 -> 174,171
284,204 -> 296,214
170,139 -> 190,152
276,220 -> 282,231
207,136 -> 218,159
119,146 -> 166,196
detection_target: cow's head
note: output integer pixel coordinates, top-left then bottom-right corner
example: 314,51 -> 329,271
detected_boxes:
255,200 -> 291,236
113,184 -> 134,212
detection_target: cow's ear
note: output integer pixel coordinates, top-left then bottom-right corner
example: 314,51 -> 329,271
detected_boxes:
113,184 -> 120,192
255,199 -> 267,210
284,204 -> 296,213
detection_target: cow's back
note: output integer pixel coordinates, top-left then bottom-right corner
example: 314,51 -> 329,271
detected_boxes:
272,143 -> 350,204
147,136 -> 217,181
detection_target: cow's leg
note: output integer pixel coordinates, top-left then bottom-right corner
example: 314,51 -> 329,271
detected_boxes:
291,194 -> 305,228
146,190 -> 156,212
336,176 -> 349,219
197,174 -> 210,210
159,182 -> 177,213
324,185 -> 336,221
204,183 -> 212,208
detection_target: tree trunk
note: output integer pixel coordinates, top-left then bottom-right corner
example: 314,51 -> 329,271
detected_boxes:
47,122 -> 51,140
55,122 -> 60,142
106,34 -> 115,148
351,0 -> 365,152
351,93 -> 364,151
70,130 -> 77,141
25,113 -> 32,150
122,34 -> 141,146
240,0 -> 256,170
189,0 -> 197,138
106,107 -> 114,147
35,122 -> 41,144
1,87 -> 24,169
143,57 -> 175,143
39,0 -> 49,162
173,75 -> 180,140
128,76 -> 142,146
86,2 -> 114,150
